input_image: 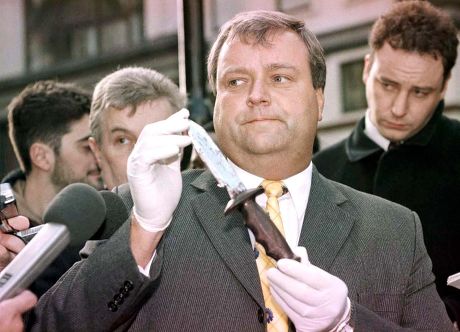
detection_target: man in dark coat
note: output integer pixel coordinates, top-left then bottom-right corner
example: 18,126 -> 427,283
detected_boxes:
313,1 -> 460,323
1,81 -> 102,297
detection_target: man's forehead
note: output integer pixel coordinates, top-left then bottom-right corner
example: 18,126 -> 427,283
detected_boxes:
227,28 -> 284,47
216,34 -> 309,83
63,116 -> 91,143
372,45 -> 444,84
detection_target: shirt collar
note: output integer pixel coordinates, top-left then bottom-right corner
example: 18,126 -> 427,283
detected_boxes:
230,160 -> 312,222
364,110 -> 390,151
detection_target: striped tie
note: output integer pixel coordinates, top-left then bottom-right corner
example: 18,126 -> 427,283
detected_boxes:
255,180 -> 289,331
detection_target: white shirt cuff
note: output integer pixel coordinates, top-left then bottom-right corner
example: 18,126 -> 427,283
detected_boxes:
137,250 -> 156,277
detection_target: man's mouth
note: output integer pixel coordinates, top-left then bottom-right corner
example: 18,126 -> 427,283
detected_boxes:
384,121 -> 407,130
244,117 -> 280,124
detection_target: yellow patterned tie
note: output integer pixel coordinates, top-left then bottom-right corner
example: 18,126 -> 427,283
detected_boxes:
256,180 -> 289,331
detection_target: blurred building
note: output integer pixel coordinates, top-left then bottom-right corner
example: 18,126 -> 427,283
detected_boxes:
0,0 -> 459,177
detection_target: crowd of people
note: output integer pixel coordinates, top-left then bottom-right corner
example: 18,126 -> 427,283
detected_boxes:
0,1 -> 459,331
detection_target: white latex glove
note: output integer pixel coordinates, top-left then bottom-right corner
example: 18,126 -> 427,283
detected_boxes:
127,109 -> 192,232
266,247 -> 351,332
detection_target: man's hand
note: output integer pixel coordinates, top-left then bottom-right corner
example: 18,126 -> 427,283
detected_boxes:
0,290 -> 37,332
0,216 -> 29,271
127,109 -> 192,233
266,247 -> 350,332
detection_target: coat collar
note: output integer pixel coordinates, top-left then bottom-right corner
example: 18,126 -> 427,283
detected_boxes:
189,167 -> 355,303
345,101 -> 444,162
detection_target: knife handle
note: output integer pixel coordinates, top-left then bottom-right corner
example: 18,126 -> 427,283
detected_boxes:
225,190 -> 300,262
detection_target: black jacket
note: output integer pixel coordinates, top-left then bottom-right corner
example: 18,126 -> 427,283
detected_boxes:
313,102 -> 460,322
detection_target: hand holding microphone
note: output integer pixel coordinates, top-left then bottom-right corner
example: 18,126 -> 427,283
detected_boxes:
0,183 -> 29,270
0,216 -> 29,271
266,247 -> 351,332
0,290 -> 37,332
127,109 -> 192,232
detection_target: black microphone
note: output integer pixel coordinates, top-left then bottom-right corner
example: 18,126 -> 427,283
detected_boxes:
42,183 -> 107,247
90,190 -> 129,240
0,223 -> 70,301
79,190 -> 130,258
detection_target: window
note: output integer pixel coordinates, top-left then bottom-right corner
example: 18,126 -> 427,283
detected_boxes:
26,0 -> 143,72
341,59 -> 367,113
277,0 -> 311,12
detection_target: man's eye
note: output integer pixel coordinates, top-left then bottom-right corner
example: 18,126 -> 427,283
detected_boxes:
413,89 -> 429,98
117,137 -> 130,145
380,81 -> 394,90
273,75 -> 289,83
228,79 -> 244,87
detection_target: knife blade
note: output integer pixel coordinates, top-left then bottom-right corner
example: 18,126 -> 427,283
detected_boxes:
188,120 -> 246,198
188,120 -> 299,261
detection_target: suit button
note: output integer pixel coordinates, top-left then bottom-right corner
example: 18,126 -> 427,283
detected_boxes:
257,308 -> 273,324
257,308 -> 264,323
254,248 -> 259,259
107,301 -> 118,312
124,280 -> 134,290
113,294 -> 124,305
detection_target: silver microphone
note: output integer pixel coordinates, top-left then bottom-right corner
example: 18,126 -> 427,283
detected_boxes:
0,223 -> 70,301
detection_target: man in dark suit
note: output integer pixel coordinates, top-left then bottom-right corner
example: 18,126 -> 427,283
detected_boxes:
313,1 -> 460,324
30,10 -> 452,331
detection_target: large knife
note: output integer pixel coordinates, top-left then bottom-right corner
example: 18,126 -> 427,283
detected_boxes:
188,120 -> 299,261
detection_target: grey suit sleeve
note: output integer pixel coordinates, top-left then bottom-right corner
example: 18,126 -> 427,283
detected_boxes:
29,219 -> 164,332
351,212 -> 453,331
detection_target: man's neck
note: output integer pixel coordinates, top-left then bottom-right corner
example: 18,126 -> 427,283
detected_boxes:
229,152 -> 311,180
23,171 -> 58,220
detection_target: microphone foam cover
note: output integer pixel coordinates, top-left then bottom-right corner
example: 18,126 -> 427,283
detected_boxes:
91,191 -> 129,240
43,183 -> 106,247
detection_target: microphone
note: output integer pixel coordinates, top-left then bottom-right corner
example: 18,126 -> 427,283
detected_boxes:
13,183 -> 107,246
78,190 -> 130,257
13,225 -> 45,243
90,190 -> 129,240
12,185 -> 128,246
0,223 -> 70,301
42,183 -> 107,247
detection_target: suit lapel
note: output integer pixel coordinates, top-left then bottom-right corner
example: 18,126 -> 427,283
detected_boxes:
190,171 -> 264,307
299,168 -> 355,270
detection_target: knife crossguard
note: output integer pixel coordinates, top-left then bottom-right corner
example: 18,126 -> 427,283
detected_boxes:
225,189 -> 300,262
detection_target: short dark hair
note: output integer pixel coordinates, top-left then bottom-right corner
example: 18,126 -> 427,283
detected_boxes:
369,0 -> 458,83
7,80 -> 91,174
207,10 -> 326,94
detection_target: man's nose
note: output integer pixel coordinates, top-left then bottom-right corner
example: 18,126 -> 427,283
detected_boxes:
391,91 -> 409,117
246,79 -> 270,107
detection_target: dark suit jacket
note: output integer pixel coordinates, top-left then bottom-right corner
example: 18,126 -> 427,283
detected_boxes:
31,168 -> 452,331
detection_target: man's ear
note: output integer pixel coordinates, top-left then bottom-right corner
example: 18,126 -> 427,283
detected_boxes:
88,137 -> 102,164
29,142 -> 54,172
316,88 -> 325,122
362,54 -> 371,84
